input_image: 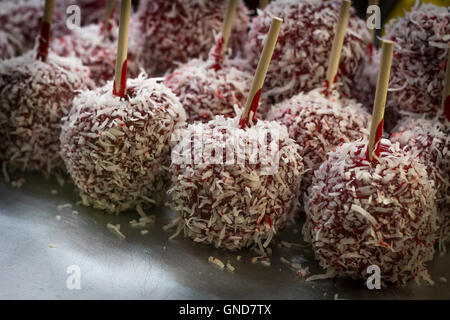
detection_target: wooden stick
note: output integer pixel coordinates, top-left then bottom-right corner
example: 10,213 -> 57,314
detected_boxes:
442,46 -> 450,121
222,0 -> 238,50
325,0 -> 351,86
42,0 -> 54,25
239,17 -> 283,129
36,0 -> 55,61
113,0 -> 132,98
259,0 -> 269,10
102,0 -> 116,32
207,0 -> 238,70
366,40 -> 394,161
367,0 -> 379,44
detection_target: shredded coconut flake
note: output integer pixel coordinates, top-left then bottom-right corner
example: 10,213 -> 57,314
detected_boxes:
268,88 -> 371,193
168,115 -> 304,251
60,76 -> 186,213
107,223 -> 126,240
246,0 -> 370,104
392,116 -> 450,254
133,0 -> 249,75
386,2 -> 450,115
208,256 -> 225,270
0,51 -> 92,174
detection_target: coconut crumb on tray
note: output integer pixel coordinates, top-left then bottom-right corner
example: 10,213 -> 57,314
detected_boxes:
208,256 -> 225,270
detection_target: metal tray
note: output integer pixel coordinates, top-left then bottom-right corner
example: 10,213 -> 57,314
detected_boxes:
0,173 -> 449,299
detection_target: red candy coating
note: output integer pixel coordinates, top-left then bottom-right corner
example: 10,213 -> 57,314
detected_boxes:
0,0 -> 60,59
303,139 -> 438,284
391,116 -> 450,253
133,0 -> 250,76
60,76 -> 186,213
168,116 -> 305,251
56,0 -> 120,27
0,51 -> 93,173
52,24 -> 141,87
386,3 -> 450,115
267,89 -> 371,191
246,0 -> 370,104
164,38 -> 253,124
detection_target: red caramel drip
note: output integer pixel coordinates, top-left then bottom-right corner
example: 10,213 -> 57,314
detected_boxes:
366,118 -> 384,161
367,43 -> 374,64
113,59 -> 128,98
444,95 -> 450,122
352,145 -> 367,167
239,88 -> 262,129
322,75 -> 338,96
37,21 -> 50,61
352,147 -> 365,166
207,36 -> 225,71
264,216 -> 273,228
353,136 -> 391,167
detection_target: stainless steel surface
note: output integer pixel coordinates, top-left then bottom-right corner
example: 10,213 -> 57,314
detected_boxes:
0,173 -> 449,299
